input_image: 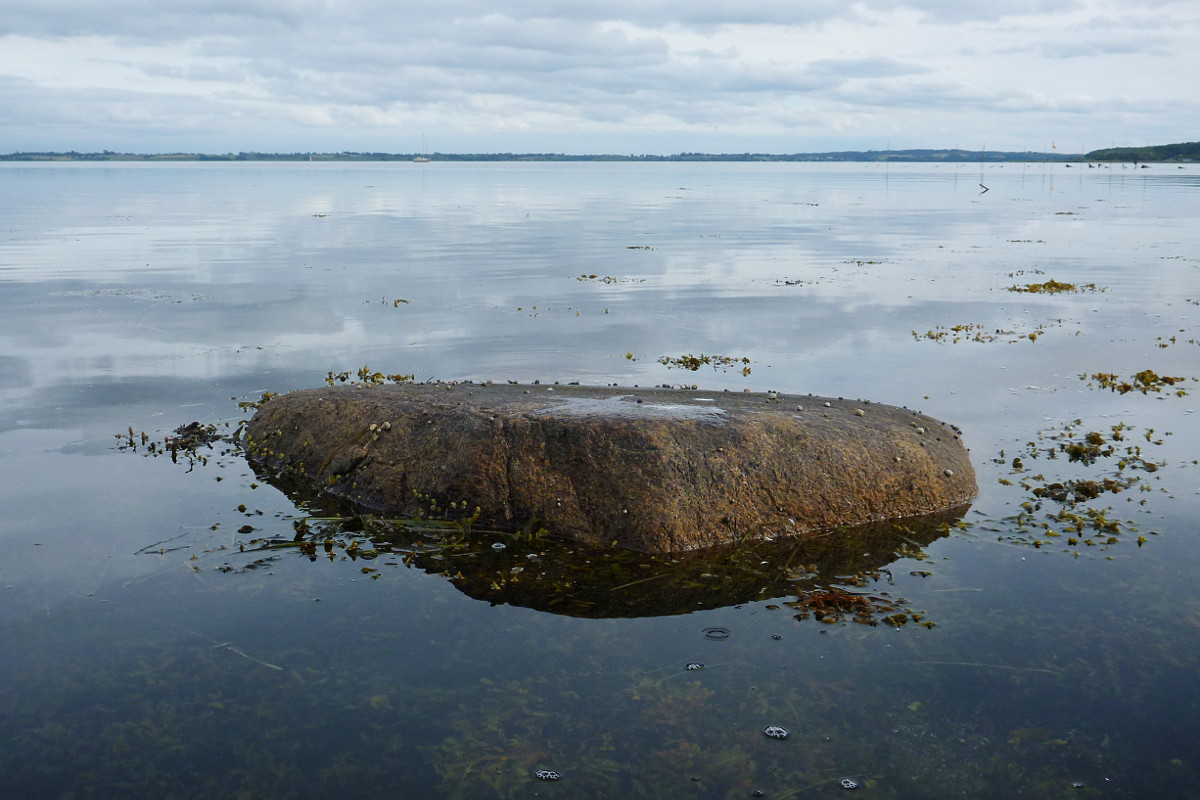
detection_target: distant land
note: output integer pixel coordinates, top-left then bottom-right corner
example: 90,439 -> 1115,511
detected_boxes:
2,142 -> 1196,163
1083,141 -> 1200,163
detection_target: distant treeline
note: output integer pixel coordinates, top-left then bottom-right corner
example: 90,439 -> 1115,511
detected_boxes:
2,143 -> 1196,163
1,148 -> 1083,163
1084,141 -> 1200,163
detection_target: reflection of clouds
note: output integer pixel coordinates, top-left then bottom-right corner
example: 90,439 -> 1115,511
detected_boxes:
0,355 -> 31,388
2,164 -> 1196,420
3,157 -> 1196,683
1,282 -> 352,384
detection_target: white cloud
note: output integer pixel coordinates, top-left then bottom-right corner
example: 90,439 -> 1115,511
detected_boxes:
0,0 -> 1197,153
1010,33 -> 1172,58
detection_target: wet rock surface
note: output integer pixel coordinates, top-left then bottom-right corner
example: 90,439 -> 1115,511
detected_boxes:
244,383 -> 976,553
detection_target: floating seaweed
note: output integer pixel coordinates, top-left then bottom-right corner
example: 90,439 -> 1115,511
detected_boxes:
325,366 -> 415,386
576,274 -> 645,284
1154,333 -> 1199,348
236,391 -> 279,412
115,421 -> 233,470
657,353 -> 752,375
1081,370 -> 1192,397
912,322 -> 1059,344
984,420 -> 1171,553
1006,279 -> 1103,294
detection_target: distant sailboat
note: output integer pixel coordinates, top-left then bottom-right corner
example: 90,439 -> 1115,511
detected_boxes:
413,135 -> 431,163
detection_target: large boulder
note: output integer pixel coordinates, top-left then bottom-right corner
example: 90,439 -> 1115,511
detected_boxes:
243,382 -> 976,553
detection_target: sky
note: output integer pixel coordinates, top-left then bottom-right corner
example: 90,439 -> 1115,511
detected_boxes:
0,0 -> 1196,155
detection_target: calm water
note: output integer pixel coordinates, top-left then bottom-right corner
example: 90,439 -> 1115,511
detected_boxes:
1,161 -> 1197,799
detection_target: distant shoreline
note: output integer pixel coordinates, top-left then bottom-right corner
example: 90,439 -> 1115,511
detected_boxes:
0,149 -> 1088,163
2,142 -> 1196,163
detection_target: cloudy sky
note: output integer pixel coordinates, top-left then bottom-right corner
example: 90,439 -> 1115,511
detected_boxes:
1,0 -> 1196,155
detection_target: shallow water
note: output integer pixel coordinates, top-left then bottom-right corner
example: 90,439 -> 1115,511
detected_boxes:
1,161 -> 1198,798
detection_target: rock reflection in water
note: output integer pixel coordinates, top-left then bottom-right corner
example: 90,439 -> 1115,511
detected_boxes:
231,489 -> 966,620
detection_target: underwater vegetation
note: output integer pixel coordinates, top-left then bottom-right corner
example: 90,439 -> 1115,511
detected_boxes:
788,585 -> 930,629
